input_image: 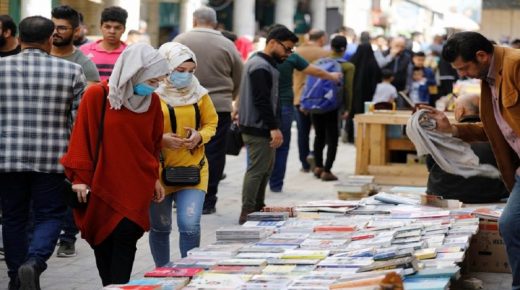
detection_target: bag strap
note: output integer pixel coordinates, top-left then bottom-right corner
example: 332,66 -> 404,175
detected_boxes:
166,103 -> 200,133
161,102 -> 203,169
93,85 -> 107,171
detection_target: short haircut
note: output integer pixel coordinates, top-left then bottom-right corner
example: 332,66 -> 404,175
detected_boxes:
193,6 -> 217,25
511,39 -> 520,45
381,69 -> 393,80
101,6 -> 128,26
442,32 -> 493,63
51,5 -> 80,28
331,35 -> 347,53
0,15 -> 17,37
412,66 -> 424,73
266,25 -> 298,44
308,29 -> 326,41
413,51 -> 426,58
19,16 -> 54,43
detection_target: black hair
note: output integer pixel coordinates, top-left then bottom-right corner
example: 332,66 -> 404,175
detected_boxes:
221,30 -> 237,42
512,39 -> 520,46
412,66 -> 424,73
19,16 -> 54,43
78,12 -> 84,24
266,25 -> 298,44
0,15 -> 17,37
101,6 -> 128,26
442,31 -> 494,63
381,69 -> 393,80
51,5 -> 80,28
413,51 -> 426,58
331,35 -> 347,53
309,30 -> 326,41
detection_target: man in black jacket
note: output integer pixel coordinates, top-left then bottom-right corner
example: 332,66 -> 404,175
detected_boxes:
426,93 -> 508,203
238,26 -> 298,224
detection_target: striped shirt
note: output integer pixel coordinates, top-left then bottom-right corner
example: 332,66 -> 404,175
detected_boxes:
0,48 -> 87,173
80,39 -> 126,81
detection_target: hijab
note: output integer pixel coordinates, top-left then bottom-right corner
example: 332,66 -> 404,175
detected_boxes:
108,43 -> 170,113
156,42 -> 208,107
349,43 -> 382,115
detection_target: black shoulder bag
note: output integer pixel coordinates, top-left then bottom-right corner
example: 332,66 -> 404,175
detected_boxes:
63,85 -> 107,208
161,103 -> 205,186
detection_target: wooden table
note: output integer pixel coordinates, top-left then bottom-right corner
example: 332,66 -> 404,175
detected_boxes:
354,111 -> 455,186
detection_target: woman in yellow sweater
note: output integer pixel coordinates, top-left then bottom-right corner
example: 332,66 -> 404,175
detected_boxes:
149,42 -> 218,265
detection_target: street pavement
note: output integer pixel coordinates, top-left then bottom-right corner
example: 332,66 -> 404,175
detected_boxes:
0,125 -> 513,289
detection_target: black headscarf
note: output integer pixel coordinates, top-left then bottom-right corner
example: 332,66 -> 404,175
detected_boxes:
349,44 -> 382,115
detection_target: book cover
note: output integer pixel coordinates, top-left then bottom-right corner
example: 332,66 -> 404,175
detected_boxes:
144,267 -> 204,277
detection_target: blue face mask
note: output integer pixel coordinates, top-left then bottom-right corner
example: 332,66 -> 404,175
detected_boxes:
169,71 -> 193,89
133,83 -> 156,96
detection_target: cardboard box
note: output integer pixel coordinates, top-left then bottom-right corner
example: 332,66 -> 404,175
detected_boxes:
467,219 -> 512,273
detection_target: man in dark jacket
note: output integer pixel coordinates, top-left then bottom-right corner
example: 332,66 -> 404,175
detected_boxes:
238,26 -> 298,225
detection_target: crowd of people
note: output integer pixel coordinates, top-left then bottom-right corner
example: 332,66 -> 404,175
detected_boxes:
1,3 -> 520,289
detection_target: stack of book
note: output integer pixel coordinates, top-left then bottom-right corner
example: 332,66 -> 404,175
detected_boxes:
106,197 -> 480,290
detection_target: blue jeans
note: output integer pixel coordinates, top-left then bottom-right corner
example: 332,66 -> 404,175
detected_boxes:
149,189 -> 204,266
0,172 -> 66,282
294,106 -> 312,170
59,206 -> 79,243
499,174 -> 520,289
269,105 -> 294,191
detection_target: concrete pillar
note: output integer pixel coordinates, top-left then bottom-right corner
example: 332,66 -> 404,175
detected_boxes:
113,0 -> 140,33
233,0 -> 255,37
21,0 -> 52,18
343,0 -> 371,35
311,0 -> 326,30
275,0 -> 295,30
179,0 -> 203,33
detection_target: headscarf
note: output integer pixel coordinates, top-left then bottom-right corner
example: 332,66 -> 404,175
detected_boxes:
156,42 -> 208,107
349,44 -> 382,115
108,43 -> 169,113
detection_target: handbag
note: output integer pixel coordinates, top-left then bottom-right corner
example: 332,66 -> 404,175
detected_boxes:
63,85 -> 107,209
226,121 -> 243,156
161,103 -> 204,186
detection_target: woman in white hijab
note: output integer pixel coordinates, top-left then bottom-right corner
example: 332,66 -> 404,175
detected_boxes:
149,42 -> 218,265
61,43 -> 168,286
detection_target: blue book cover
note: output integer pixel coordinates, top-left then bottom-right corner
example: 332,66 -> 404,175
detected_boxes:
403,277 -> 450,290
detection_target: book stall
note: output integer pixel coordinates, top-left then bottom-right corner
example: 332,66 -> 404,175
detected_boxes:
102,179 -> 508,290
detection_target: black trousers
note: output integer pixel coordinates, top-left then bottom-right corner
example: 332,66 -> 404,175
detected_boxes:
311,109 -> 339,172
93,218 -> 144,286
204,112 -> 231,210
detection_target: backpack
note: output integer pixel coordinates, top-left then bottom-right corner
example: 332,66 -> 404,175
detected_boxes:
300,57 -> 344,113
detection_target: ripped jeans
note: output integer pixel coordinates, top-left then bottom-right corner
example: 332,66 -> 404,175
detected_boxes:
149,189 -> 204,266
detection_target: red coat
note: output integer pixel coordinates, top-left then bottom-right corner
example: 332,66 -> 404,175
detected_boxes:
61,82 -> 164,245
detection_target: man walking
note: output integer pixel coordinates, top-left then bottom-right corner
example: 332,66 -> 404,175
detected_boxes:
424,31 -> 520,289
51,5 -> 100,258
238,26 -> 298,224
174,6 -> 243,214
0,16 -> 86,289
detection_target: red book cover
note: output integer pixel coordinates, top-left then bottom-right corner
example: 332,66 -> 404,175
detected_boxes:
314,225 -> 357,232
144,267 -> 204,277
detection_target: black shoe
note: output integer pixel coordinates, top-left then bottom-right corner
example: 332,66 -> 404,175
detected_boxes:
18,260 -> 41,290
202,208 -> 216,215
220,173 -> 227,180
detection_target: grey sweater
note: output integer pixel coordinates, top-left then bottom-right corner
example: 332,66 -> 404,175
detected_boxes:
174,28 -> 243,112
